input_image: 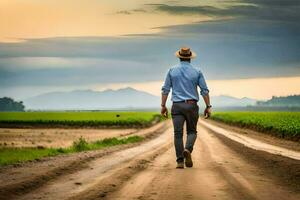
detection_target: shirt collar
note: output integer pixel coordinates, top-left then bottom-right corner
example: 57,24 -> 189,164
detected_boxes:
180,61 -> 191,65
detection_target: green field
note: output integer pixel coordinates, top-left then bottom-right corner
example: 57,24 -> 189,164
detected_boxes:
0,111 -> 158,165
211,112 -> 300,140
0,135 -> 143,166
0,111 -> 162,127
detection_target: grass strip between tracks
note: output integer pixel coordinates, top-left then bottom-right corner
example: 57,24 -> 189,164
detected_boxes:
0,135 -> 143,166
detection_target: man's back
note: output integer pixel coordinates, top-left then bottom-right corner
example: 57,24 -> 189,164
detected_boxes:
162,61 -> 209,102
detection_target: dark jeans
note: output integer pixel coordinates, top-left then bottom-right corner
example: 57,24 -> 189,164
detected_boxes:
171,102 -> 199,163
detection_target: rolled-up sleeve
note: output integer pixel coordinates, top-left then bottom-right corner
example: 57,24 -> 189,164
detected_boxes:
198,70 -> 209,96
161,69 -> 172,95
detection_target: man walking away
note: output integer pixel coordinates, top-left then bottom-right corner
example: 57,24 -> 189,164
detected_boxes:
161,47 -> 212,169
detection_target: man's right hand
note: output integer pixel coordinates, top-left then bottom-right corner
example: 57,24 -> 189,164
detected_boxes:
161,106 -> 168,118
204,107 -> 211,119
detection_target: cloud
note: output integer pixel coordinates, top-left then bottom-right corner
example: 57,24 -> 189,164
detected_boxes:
146,4 -> 225,16
131,8 -> 147,13
115,8 -> 148,15
147,0 -> 300,23
0,23 -> 299,90
116,10 -> 132,15
0,57 -> 75,71
241,0 -> 300,7
0,57 -> 163,86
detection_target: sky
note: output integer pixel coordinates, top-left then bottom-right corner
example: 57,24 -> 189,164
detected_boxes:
0,0 -> 300,100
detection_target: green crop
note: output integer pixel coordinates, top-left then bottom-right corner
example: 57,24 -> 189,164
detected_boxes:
0,111 -> 163,128
211,112 -> 300,140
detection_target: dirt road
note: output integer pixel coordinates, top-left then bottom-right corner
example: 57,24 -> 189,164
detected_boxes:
1,120 -> 299,200
108,120 -> 300,200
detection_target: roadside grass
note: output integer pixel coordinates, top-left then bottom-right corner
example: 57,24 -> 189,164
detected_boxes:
211,111 -> 300,140
0,135 -> 143,166
0,111 -> 164,128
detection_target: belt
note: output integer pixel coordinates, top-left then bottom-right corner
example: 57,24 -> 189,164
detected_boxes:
173,99 -> 197,104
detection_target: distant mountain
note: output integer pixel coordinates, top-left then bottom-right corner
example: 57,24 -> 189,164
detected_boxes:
256,95 -> 300,107
23,87 -> 258,110
23,87 -> 160,110
206,95 -> 257,108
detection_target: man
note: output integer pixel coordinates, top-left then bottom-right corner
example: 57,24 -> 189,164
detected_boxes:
161,47 -> 211,169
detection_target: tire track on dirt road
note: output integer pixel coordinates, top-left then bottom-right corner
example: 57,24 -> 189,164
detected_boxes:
199,120 -> 300,160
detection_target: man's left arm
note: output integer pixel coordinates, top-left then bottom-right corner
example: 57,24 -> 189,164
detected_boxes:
198,71 -> 212,118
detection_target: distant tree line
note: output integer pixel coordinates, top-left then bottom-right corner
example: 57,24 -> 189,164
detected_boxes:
0,97 -> 25,111
256,95 -> 300,107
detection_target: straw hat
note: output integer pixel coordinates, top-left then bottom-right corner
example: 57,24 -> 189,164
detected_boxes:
175,47 -> 196,59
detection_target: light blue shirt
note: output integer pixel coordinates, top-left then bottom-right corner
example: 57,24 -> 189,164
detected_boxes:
161,61 -> 209,102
